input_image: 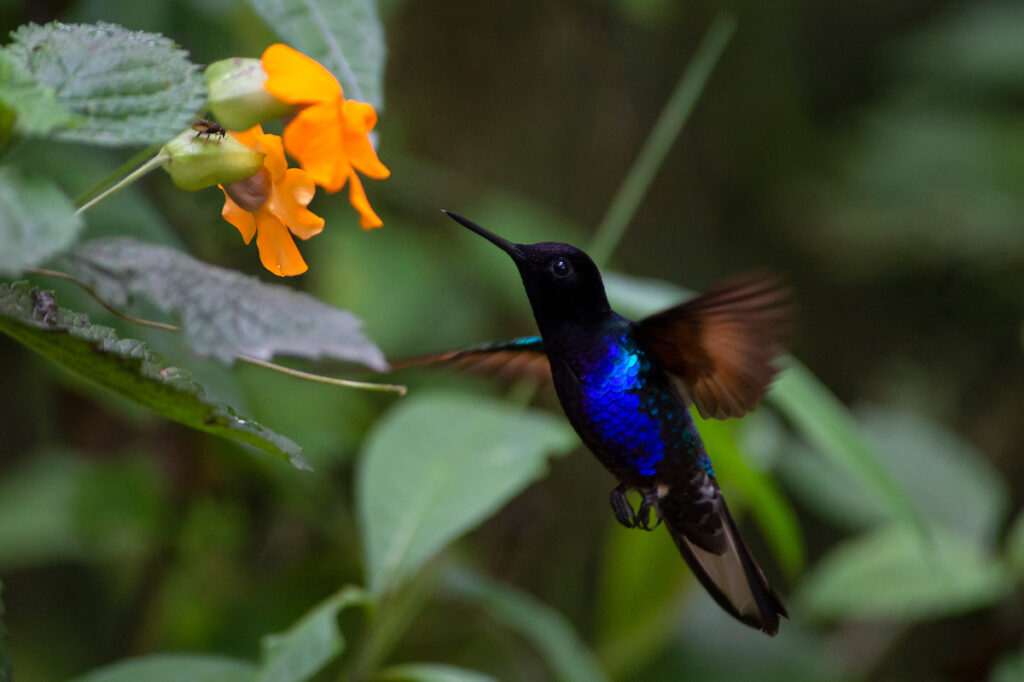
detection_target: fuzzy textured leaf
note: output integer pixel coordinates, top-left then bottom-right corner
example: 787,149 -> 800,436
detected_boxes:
4,22 -> 205,145
0,166 -> 82,275
258,586 -> 369,682
798,524 -> 1011,620
63,238 -> 388,369
0,282 -> 307,469
71,655 -> 256,682
358,393 -> 577,594
246,0 -> 386,109
0,50 -> 72,138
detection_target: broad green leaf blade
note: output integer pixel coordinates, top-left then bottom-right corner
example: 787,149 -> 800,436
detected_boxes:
258,586 -> 369,682
63,238 -> 388,369
5,22 -> 205,145
444,569 -> 609,682
0,283 -> 308,469
70,655 -> 257,682
246,0 -> 386,110
797,524 -> 1011,620
0,166 -> 82,275
0,581 -> 10,682
358,393 -> 577,594
0,50 -> 72,138
377,663 -> 497,682
769,362 -> 924,531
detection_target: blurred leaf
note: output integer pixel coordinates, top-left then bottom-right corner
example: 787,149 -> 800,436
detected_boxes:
0,453 -> 166,569
358,393 -> 577,594
604,271 -> 688,315
0,581 -> 10,682
778,407 -> 1009,547
258,586 -> 369,682
444,569 -> 609,682
376,663 -> 497,682
0,50 -> 72,138
0,165 -> 82,276
63,238 -> 388,369
1006,508 -> 1024,580
4,22 -> 205,145
798,524 -> 1011,620
246,0 -> 386,110
0,283 -> 308,469
770,362 -> 924,532
71,655 -> 256,682
990,641 -> 1024,682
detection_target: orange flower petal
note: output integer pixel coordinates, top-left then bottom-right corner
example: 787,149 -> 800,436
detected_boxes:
257,131 -> 288,181
271,168 -> 325,240
283,103 -> 350,192
346,171 -> 383,229
229,126 -> 264,149
342,102 -> 389,178
220,189 -> 258,243
262,44 -> 341,105
254,211 -> 308,276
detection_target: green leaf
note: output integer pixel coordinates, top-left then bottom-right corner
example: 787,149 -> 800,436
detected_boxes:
64,238 -> 388,369
0,581 -> 11,682
376,663 -> 498,682
0,283 -> 308,469
4,22 -> 206,145
989,642 -> 1024,682
258,586 -> 369,682
0,50 -> 72,138
0,165 -> 83,275
246,0 -> 386,110
443,569 -> 609,682
797,524 -> 1011,620
1005,508 -> 1024,580
70,655 -> 257,682
357,393 -> 577,594
769,361 -> 925,532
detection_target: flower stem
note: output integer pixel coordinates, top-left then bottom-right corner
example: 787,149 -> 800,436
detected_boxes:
75,151 -> 170,214
587,12 -> 736,267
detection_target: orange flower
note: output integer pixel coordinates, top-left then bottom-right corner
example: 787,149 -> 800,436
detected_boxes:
220,126 -> 324,277
261,43 -> 390,229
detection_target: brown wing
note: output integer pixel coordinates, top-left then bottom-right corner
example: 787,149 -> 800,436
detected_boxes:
390,337 -> 552,383
635,272 -> 792,419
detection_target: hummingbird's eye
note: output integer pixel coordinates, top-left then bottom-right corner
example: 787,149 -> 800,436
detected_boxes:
550,258 -> 573,278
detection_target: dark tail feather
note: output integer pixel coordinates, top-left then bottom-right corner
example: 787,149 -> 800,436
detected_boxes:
659,489 -> 788,636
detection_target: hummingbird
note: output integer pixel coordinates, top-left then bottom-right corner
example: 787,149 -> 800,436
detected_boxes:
408,210 -> 790,635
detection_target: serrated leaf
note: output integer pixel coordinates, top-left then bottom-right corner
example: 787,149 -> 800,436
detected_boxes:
797,524 -> 1011,620
258,586 -> 369,682
0,581 -> 11,682
377,663 -> 498,682
70,655 -> 257,682
444,569 -> 609,682
0,50 -> 72,138
0,282 -> 308,469
246,0 -> 386,110
0,165 -> 82,275
4,22 -> 205,145
357,393 -> 577,594
63,238 -> 388,369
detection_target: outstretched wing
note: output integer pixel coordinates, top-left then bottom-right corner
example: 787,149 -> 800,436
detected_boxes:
390,336 -> 552,383
635,273 -> 792,420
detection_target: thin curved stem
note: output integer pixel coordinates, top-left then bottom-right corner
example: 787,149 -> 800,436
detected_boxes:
75,151 -> 170,214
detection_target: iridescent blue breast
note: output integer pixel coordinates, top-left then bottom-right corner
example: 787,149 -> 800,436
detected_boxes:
575,329 -> 710,479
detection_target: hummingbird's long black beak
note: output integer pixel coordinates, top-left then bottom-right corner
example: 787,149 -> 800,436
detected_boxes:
442,210 -> 522,259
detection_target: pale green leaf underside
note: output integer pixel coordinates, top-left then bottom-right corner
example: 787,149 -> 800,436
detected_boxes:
0,165 -> 82,275
5,22 -> 206,145
0,282 -> 308,469
358,393 -> 577,594
64,238 -> 388,369
246,0 -> 386,110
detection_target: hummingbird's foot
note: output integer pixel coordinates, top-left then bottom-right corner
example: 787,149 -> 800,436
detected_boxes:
609,484 -> 636,528
635,488 -> 663,531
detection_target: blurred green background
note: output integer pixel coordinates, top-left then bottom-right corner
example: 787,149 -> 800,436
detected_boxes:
1,0 -> 1023,680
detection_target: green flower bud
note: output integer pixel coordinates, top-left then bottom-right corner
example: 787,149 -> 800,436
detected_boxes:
161,126 -> 264,191
204,58 -> 295,131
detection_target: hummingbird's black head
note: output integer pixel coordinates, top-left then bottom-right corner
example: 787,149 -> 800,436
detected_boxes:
444,211 -> 612,329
